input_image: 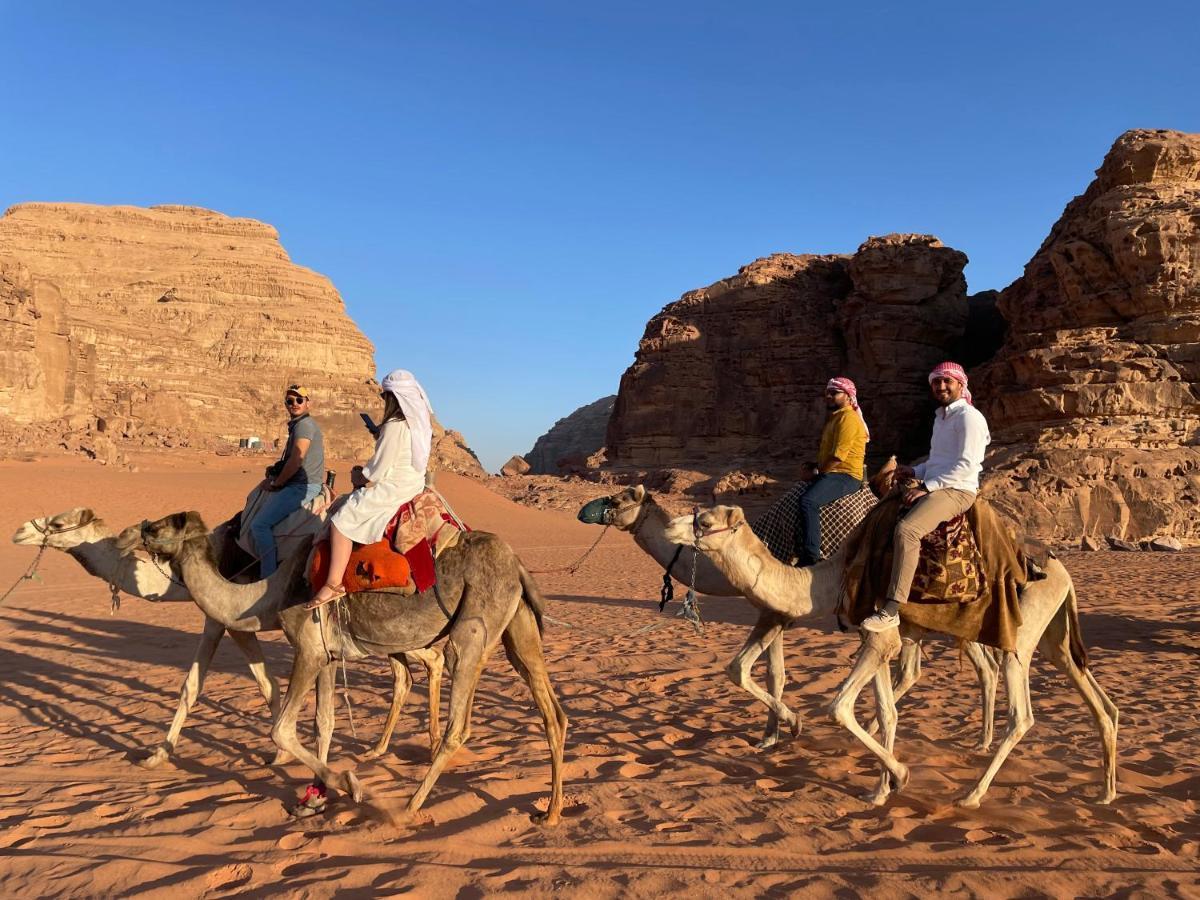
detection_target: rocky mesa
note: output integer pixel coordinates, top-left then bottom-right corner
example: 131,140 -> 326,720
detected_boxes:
976,129 -> 1200,542
0,202 -> 483,474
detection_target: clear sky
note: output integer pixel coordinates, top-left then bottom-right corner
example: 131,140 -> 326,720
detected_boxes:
2,2 -> 1197,471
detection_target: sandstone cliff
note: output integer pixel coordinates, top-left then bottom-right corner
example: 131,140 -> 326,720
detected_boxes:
525,395 -> 615,474
0,203 -> 484,475
606,235 -> 970,472
976,129 -> 1200,541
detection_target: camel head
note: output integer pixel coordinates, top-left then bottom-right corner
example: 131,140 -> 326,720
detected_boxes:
663,505 -> 747,553
118,511 -> 210,561
577,485 -> 648,531
12,508 -> 106,549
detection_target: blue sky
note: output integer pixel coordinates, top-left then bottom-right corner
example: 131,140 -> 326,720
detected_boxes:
2,2 -> 1197,471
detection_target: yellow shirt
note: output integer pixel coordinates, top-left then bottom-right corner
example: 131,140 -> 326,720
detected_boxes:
817,406 -> 867,480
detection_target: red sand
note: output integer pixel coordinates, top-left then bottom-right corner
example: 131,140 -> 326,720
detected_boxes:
0,452 -> 1196,897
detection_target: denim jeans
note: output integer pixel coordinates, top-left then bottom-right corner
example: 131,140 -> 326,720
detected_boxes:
796,472 -> 862,565
251,481 -> 322,575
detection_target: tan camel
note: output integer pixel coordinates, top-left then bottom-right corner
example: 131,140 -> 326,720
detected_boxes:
585,486 -> 1000,751
130,511 -> 567,826
12,508 -> 443,768
670,505 -> 1119,807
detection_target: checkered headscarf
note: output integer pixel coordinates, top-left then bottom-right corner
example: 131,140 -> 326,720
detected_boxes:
928,362 -> 973,405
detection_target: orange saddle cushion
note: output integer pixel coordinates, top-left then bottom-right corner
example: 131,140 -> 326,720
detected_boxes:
309,537 -> 412,595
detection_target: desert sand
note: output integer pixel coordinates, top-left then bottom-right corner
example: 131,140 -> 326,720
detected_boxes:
0,453 -> 1196,898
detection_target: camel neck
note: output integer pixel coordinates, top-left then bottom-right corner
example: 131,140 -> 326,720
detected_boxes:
67,536 -> 190,602
176,540 -> 287,631
712,530 -> 842,622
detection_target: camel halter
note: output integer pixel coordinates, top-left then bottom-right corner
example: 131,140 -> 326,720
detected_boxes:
1,518 -> 96,607
691,507 -> 744,540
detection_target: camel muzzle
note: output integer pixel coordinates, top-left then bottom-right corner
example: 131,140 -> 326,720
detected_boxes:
577,498 -> 615,526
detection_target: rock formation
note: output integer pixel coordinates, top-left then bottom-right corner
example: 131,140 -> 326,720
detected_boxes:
606,235 -> 970,472
0,203 -> 484,475
525,395 -> 616,474
976,129 -> 1200,542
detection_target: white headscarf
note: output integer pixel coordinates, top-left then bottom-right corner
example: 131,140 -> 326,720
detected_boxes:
381,369 -> 434,473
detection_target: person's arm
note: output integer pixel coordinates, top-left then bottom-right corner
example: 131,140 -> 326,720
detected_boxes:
269,438 -> 310,489
361,422 -> 402,483
922,412 -> 988,491
817,413 -> 849,474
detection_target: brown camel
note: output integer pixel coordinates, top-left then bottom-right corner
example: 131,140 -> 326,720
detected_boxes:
670,505 -> 1119,807
583,486 -> 1001,751
12,508 -> 443,768
131,511 -> 567,825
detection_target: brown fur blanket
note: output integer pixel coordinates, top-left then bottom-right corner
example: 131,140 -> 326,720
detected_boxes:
841,494 -> 1026,652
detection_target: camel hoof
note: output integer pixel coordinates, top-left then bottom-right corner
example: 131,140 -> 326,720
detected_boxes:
889,765 -> 910,792
866,787 -> 892,807
1098,790 -> 1117,806
957,793 -> 982,809
342,770 -> 365,804
788,717 -> 802,739
754,734 -> 781,752
533,810 -> 562,827
361,746 -> 386,761
135,748 -> 169,770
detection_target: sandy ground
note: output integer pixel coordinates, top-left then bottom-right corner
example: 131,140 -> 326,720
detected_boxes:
0,452 -> 1196,898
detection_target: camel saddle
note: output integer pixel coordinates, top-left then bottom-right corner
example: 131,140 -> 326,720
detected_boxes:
841,492 -> 1027,652
308,489 -> 469,597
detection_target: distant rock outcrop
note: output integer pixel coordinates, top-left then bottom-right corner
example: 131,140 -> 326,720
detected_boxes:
525,395 -> 616,474
0,202 -> 484,475
606,235 -> 970,472
976,129 -> 1200,542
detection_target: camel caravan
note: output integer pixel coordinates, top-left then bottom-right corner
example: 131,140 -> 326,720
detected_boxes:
10,363 -> 1118,824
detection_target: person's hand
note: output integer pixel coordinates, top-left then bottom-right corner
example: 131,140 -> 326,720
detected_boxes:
351,465 -> 368,489
903,485 -> 928,506
894,464 -> 916,481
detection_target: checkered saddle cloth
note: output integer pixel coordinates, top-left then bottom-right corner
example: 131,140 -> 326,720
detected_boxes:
752,481 -> 878,564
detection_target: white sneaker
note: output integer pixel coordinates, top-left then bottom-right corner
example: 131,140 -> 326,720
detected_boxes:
860,609 -> 900,632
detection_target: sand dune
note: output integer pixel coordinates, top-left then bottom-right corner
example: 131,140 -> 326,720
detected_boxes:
0,453 -> 1196,897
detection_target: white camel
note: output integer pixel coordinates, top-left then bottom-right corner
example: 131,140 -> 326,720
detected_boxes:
669,505 -> 1119,807
11,508 -> 442,768
582,485 -> 1001,751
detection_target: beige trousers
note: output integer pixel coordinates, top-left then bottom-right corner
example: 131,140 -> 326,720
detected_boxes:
886,487 -> 977,603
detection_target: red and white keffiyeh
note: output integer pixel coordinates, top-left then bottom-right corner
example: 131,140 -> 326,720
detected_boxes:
826,376 -> 870,441
928,361 -> 973,405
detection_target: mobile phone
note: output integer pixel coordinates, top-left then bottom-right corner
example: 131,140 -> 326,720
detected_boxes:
359,412 -> 378,434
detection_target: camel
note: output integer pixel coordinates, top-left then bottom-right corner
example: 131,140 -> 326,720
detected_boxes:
129,511 -> 567,826
11,508 -> 443,768
669,505 -> 1119,807
580,485 -> 1001,751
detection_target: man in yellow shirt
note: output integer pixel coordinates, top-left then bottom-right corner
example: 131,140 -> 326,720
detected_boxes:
795,376 -> 869,565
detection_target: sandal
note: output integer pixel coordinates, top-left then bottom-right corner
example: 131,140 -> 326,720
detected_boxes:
289,782 -> 328,818
305,582 -> 347,610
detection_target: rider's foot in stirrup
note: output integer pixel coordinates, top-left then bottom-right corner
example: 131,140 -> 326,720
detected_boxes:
860,608 -> 900,632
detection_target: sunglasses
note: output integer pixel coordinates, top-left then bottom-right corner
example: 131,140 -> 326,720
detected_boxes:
284,396 -> 307,406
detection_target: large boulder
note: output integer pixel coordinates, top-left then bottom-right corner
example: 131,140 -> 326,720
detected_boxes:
976,129 -> 1200,542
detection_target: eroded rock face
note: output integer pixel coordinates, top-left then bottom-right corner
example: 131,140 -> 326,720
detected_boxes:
525,395 -> 615,474
976,129 -> 1200,541
607,236 -> 970,471
0,203 -> 483,475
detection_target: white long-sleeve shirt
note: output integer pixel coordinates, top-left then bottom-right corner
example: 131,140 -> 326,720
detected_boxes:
912,399 -> 991,493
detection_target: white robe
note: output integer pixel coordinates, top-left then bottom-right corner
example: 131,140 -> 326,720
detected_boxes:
331,419 -> 426,544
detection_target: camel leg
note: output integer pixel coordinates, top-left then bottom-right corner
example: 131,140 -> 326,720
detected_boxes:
270,648 -> 362,804
224,629 -> 292,765
959,650 -> 1033,808
865,661 -> 901,806
405,619 -> 492,817
316,665 -> 335,765
727,612 -> 798,743
868,636 -> 921,737
502,602 -> 568,825
1038,606 -> 1119,804
754,634 -> 786,751
829,631 -> 909,794
138,616 -> 225,769
363,656 -> 412,760
964,641 -> 1000,752
413,647 -> 444,757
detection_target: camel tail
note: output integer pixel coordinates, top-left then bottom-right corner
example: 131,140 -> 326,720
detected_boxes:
518,563 -> 546,634
1065,580 -> 1089,671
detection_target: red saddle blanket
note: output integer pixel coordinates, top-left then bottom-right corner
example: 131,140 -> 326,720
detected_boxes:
309,489 -> 468,595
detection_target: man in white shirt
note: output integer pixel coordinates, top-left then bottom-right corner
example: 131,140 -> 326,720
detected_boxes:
861,361 -> 991,632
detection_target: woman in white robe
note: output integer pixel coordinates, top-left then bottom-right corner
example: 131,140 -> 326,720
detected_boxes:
308,369 -> 434,608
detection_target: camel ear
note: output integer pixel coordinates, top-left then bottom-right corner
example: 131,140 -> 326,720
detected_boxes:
78,508 -> 96,525
182,511 -> 208,541
168,512 -> 190,533
632,485 -> 646,503
728,507 -> 747,528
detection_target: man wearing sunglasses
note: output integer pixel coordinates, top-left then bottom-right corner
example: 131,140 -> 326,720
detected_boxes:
251,384 -> 325,575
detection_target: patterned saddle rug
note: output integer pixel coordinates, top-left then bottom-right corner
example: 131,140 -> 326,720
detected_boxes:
752,481 -> 879,564
308,489 -> 469,596
841,492 -> 1026,651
